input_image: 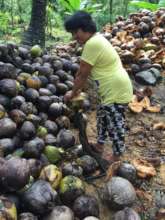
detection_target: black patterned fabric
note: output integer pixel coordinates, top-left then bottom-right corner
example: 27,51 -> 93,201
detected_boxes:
96,103 -> 127,156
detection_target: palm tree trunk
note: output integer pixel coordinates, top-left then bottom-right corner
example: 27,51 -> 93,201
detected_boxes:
109,0 -> 113,24
22,0 -> 47,47
0,0 -> 5,10
123,0 -> 129,17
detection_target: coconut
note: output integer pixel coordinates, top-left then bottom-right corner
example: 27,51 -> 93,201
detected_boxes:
11,95 -> 25,109
102,177 -> 136,210
44,120 -> 58,135
22,63 -> 35,74
21,180 -> 59,215
0,79 -> 19,97
26,76 -> 42,90
19,212 -> 38,220
0,118 -> 17,138
71,63 -> 79,75
70,92 -> 87,110
52,59 -> 63,71
26,114 -> 41,127
56,82 -> 68,95
39,88 -> 53,96
0,138 -> 16,155
30,45 -> 42,58
48,102 -> 63,118
18,46 -> 29,59
20,102 -> 38,115
24,88 -> 39,103
44,206 -> 74,220
37,65 -> 53,77
44,134 -> 57,145
59,175 -> 85,205
114,207 -> 141,220
37,96 -> 52,112
37,126 -> 48,138
28,158 -> 43,179
38,75 -> 49,87
0,196 -> 17,220
0,157 -> 30,192
77,155 -> 99,175
73,195 -> 99,220
9,109 -> 26,125
0,94 -> 11,109
39,164 -> 62,189
62,162 -> 83,177
6,193 -> 20,212
56,116 -> 71,129
23,137 -> 45,158
56,129 -> 75,149
46,84 -> 57,94
83,217 -> 100,220
55,70 -> 68,81
117,162 -> 137,183
0,62 -> 17,79
43,145 -> 63,164
20,121 -> 36,140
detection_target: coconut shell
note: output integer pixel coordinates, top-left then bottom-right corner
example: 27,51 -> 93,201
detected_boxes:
132,159 -> 156,178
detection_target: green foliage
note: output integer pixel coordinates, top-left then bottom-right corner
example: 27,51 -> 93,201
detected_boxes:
158,0 -> 165,7
57,0 -> 102,15
129,0 -> 165,11
59,0 -> 81,12
0,12 -> 10,34
129,1 -> 158,11
0,0 -> 164,45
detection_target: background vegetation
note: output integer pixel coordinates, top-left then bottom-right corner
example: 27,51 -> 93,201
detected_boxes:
0,0 -> 165,46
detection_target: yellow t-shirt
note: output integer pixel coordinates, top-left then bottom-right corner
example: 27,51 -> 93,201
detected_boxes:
81,33 -> 133,105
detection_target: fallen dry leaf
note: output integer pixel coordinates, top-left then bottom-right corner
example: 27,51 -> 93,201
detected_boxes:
153,122 -> 165,130
129,95 -> 161,113
146,105 -> 161,113
128,102 -> 143,113
160,149 -> 165,156
132,158 -> 156,178
105,161 -> 121,182
159,164 -> 165,185
131,126 -> 144,134
156,208 -> 165,220
136,189 -> 153,202
135,140 -> 145,147
140,96 -> 150,108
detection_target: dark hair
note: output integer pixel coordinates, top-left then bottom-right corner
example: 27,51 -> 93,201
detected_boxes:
64,11 -> 97,33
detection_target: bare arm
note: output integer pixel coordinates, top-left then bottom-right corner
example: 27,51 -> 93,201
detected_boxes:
72,60 -> 93,96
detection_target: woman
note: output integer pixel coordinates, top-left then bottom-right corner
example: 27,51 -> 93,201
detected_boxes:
64,11 -> 133,161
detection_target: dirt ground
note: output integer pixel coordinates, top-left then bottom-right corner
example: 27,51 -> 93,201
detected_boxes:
83,81 -> 165,220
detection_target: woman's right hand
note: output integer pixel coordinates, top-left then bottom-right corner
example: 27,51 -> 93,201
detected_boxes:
64,90 -> 74,103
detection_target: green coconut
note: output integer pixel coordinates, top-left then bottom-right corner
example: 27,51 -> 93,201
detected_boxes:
70,92 -> 87,110
43,145 -> 64,164
59,175 -> 85,205
30,45 -> 42,58
39,164 -> 62,189
37,126 -> 48,138
0,196 -> 17,220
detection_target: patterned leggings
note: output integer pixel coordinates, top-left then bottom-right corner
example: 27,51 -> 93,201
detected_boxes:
96,103 -> 127,156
